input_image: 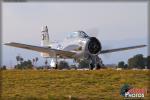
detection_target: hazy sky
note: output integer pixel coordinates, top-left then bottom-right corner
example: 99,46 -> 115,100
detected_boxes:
2,2 -> 148,67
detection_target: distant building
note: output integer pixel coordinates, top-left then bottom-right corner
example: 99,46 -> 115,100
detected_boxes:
105,64 -> 117,69
70,65 -> 77,70
116,68 -> 122,70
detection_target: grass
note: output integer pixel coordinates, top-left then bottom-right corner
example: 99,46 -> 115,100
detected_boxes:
1,69 -> 150,100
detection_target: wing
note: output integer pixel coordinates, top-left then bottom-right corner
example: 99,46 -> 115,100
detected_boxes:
100,45 -> 146,54
4,42 -> 76,58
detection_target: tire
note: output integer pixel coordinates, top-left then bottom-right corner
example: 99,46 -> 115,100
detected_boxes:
89,63 -> 94,70
96,64 -> 101,70
55,64 -> 58,69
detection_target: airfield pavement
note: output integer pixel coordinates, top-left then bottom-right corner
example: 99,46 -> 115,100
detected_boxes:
0,69 -> 150,100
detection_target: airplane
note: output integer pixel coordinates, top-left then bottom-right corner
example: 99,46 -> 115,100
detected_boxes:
4,25 -> 146,70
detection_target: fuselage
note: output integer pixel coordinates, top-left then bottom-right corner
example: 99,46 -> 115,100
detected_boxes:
48,31 -> 102,60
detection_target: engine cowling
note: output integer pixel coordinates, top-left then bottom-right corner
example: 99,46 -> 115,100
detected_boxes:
87,37 -> 101,54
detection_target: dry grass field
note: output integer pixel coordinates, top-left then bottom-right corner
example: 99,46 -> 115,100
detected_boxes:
1,69 -> 150,100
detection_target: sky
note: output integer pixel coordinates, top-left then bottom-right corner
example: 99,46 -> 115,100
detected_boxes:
2,2 -> 148,67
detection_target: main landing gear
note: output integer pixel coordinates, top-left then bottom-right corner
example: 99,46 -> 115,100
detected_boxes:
89,57 -> 103,70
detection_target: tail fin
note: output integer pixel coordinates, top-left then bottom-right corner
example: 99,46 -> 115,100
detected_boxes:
41,25 -> 50,57
41,25 -> 50,47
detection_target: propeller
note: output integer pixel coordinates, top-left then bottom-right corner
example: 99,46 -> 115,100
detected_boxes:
86,28 -> 99,37
86,28 -> 112,59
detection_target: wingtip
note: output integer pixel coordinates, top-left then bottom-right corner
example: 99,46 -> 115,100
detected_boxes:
3,42 -> 10,45
143,44 -> 147,47
3,42 -> 14,45
3,43 -> 9,45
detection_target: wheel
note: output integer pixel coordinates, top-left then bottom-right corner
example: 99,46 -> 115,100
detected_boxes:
96,64 -> 101,70
55,64 -> 58,69
89,63 -> 94,70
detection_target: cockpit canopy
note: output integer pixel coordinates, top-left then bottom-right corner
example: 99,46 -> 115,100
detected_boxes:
67,31 -> 89,39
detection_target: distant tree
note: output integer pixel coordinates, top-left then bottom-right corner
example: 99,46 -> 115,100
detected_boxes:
0,65 -> 7,70
118,61 -> 128,69
16,55 -> 20,64
78,59 -> 89,68
118,61 -> 125,68
58,61 -> 69,69
15,60 -> 33,69
32,57 -> 39,69
32,58 -> 35,66
45,59 -> 48,69
23,60 -> 33,69
124,64 -> 128,69
35,57 -> 38,66
134,54 -> 145,69
128,58 -> 135,69
16,55 -> 24,65
147,56 -> 150,69
128,54 -> 145,69
20,57 -> 24,64
36,66 -> 44,70
35,57 -> 38,62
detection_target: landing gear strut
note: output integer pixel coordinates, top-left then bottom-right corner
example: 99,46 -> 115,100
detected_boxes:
55,63 -> 58,69
89,56 -> 103,70
55,55 -> 58,69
